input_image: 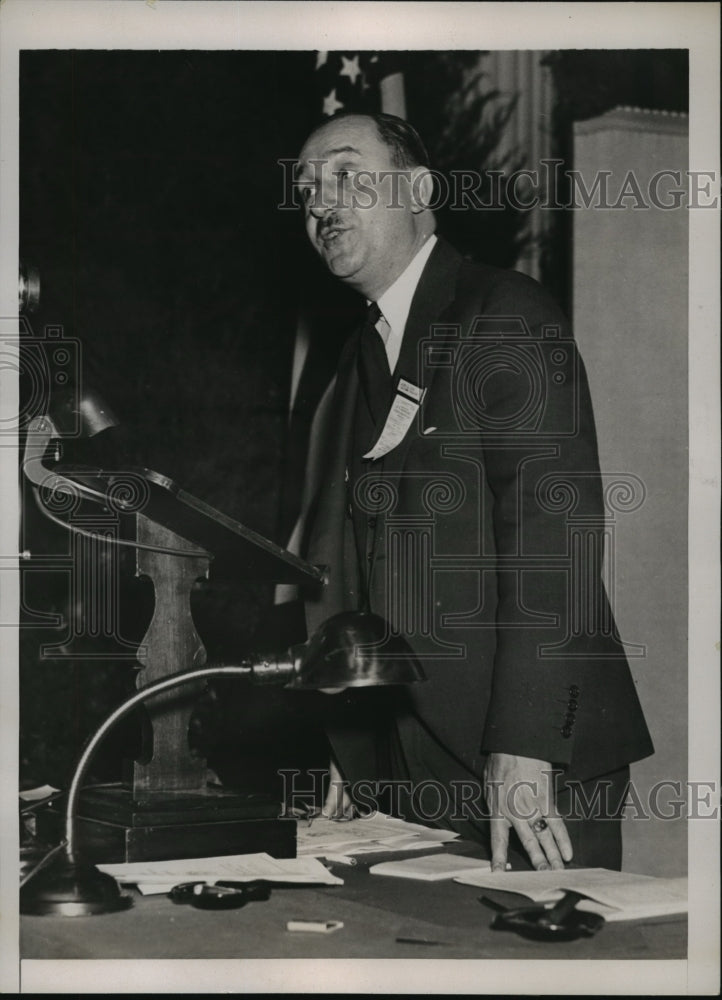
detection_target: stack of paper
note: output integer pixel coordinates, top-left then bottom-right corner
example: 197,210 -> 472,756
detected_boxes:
370,852 -> 491,881
296,812 -> 458,860
97,852 -> 344,895
454,867 -> 688,922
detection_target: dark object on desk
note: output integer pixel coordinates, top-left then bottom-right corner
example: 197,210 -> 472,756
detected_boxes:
169,880 -> 272,911
482,890 -> 605,942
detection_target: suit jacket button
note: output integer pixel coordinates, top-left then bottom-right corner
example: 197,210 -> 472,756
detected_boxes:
368,517 -> 377,529
564,713 -> 576,725
561,725 -> 573,738
569,685 -> 580,698
567,699 -> 578,711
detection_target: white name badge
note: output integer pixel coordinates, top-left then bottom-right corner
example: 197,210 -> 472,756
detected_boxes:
363,378 -> 427,461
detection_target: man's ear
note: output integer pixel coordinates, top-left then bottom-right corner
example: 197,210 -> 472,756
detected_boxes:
410,166 -> 434,214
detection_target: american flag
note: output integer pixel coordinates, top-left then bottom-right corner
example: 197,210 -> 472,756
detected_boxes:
313,51 -> 406,120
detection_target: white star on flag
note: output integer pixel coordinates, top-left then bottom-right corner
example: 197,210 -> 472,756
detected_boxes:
339,54 -> 361,86
322,89 -> 344,116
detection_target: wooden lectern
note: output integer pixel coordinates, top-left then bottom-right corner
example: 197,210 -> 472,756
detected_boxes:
35,465 -> 324,863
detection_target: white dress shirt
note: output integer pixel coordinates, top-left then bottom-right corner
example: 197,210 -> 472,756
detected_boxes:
372,233 -> 437,374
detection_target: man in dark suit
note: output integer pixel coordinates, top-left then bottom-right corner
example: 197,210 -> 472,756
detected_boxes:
295,112 -> 653,871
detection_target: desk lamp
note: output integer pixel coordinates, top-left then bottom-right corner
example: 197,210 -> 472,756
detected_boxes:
20,610 -> 425,916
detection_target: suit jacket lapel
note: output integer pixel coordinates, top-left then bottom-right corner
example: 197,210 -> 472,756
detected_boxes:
383,237 -> 463,473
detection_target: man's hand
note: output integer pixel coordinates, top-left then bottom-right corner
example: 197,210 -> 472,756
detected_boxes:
323,758 -> 355,820
483,752 -> 573,871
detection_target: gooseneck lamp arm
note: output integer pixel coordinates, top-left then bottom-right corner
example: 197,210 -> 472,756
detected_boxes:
64,659 -> 295,861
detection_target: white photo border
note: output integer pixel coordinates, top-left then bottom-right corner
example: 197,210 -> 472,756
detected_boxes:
1,2 -> 719,995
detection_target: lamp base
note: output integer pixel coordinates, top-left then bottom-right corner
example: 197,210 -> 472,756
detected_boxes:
20,859 -> 133,917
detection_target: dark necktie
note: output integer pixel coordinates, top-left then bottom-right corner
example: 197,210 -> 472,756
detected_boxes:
357,302 -> 392,427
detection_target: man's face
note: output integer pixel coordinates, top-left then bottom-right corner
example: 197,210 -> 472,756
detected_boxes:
297,116 -> 421,301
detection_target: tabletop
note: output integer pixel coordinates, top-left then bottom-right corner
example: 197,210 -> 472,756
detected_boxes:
21,851 -> 687,963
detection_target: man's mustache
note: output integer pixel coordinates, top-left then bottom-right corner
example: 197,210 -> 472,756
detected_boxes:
318,215 -> 350,237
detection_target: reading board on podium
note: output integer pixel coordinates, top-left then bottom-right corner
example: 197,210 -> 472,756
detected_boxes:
52,463 -> 326,584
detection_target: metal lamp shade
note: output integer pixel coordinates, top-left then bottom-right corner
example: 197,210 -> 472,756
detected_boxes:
288,611 -> 426,690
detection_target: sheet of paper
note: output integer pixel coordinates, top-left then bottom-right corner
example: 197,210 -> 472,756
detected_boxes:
296,812 -> 459,858
98,852 -> 343,887
454,867 -> 688,921
365,814 -> 458,840
370,852 -> 491,881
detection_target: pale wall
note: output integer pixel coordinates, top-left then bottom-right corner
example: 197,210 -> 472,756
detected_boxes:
572,108 -> 688,876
